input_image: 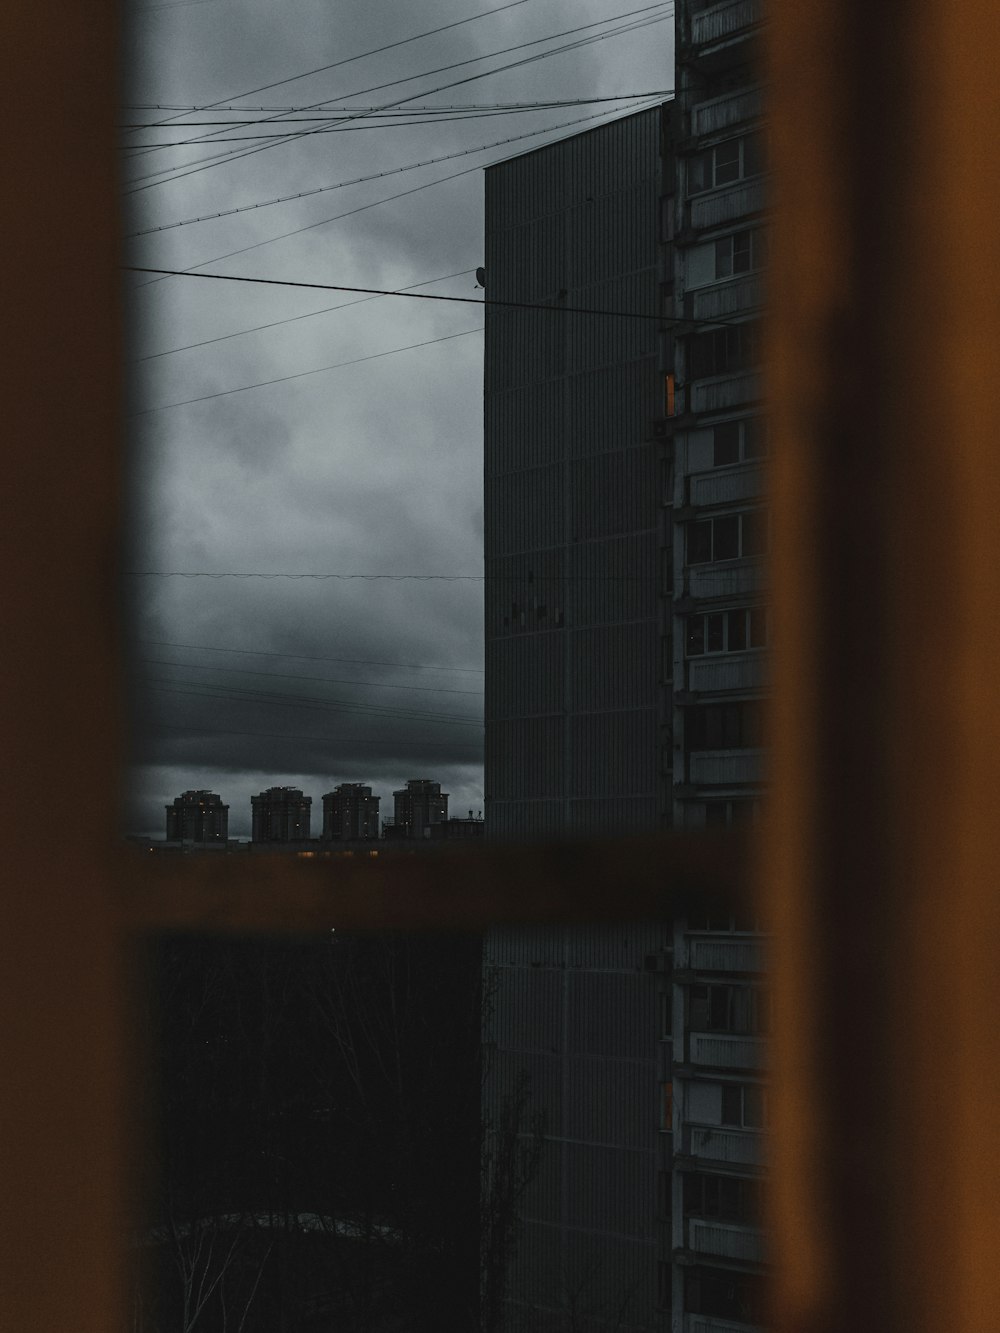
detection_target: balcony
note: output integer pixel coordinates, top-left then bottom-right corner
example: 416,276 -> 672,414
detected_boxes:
687,652 -> 768,695
688,748 -> 766,786
689,1218 -> 768,1264
689,1032 -> 767,1070
691,274 -> 764,323
690,936 -> 767,974
690,180 -> 767,231
690,0 -> 762,50
688,560 -> 766,602
689,1315 -> 764,1333
690,463 -> 764,507
690,372 -> 762,415
691,86 -> 764,138
688,1124 -> 766,1166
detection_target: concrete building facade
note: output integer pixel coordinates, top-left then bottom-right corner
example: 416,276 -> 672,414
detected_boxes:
666,6 -> 768,1329
164,789 -> 228,843
250,786 -> 312,843
483,105 -> 673,1331
483,6 -> 769,1320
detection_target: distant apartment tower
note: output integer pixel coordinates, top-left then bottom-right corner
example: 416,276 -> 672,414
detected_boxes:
390,779 -> 448,839
165,790 -> 228,842
250,786 -> 311,842
322,783 -> 380,840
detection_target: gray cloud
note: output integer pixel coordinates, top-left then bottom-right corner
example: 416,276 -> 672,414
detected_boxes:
123,0 -> 671,837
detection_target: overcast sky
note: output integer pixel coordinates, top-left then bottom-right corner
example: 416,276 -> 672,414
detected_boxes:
122,0 -> 673,839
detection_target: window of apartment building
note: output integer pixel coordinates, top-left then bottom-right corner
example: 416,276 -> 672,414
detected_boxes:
686,700 -> 765,750
712,416 -> 767,466
714,227 -> 766,280
689,983 -> 771,1035
685,1266 -> 766,1321
686,605 -> 768,655
688,319 -> 762,378
683,1170 -> 760,1224
721,1082 -> 767,1129
688,508 -> 768,564
688,131 -> 764,194
705,797 -> 762,828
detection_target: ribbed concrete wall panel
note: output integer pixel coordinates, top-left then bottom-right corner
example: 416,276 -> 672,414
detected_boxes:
567,273 -> 658,372
563,1230 -> 658,1327
487,462 -> 563,555
484,800 -> 565,842
563,922 -> 669,969
486,549 -> 567,636
570,622 -> 657,710
564,1141 -> 656,1237
567,359 -> 661,458
565,1056 -> 657,1148
569,533 -> 657,627
488,633 -> 565,718
568,796 -> 660,833
490,965 -> 563,1053
490,716 -> 564,798
570,445 -> 657,542
569,710 -> 658,797
568,970 -> 657,1058
485,381 -> 564,474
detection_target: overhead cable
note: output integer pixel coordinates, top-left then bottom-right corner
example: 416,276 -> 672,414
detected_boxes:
123,4 -> 672,190
126,98 -> 660,236
137,638 -> 484,674
123,0 -> 538,146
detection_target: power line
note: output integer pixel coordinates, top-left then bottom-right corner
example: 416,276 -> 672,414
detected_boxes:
122,0 -> 538,147
136,638 -> 484,675
127,324 -> 483,415
123,5 -> 672,191
123,267 -> 664,322
125,98 -> 658,237
127,106 -> 670,292
142,658 -> 483,696
134,269 -> 476,362
147,682 -> 484,727
120,94 -> 673,122
151,722 -> 484,751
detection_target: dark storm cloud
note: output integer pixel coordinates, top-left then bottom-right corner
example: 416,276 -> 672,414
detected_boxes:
123,0 -> 671,835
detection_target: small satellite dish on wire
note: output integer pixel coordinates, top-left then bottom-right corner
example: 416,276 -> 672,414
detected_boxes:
475,266 -> 487,289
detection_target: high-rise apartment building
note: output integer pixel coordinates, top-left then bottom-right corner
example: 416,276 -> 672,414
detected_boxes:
250,786 -> 311,843
321,783 -> 380,840
165,789 -> 228,843
483,105 -> 671,1331
390,779 -> 448,839
483,0 -> 768,1320
666,5 -> 767,1328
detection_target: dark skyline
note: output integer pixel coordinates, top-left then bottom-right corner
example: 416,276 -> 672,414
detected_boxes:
122,0 -> 673,837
